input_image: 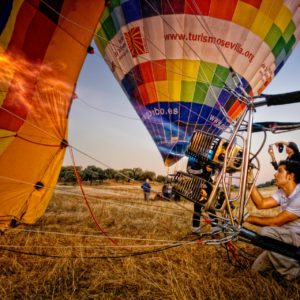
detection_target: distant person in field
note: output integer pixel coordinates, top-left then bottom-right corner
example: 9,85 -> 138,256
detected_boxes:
141,178 -> 151,201
245,160 -> 300,280
268,141 -> 300,170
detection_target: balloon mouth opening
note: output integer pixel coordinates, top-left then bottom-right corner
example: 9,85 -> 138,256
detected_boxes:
164,153 -> 183,167
160,140 -> 189,167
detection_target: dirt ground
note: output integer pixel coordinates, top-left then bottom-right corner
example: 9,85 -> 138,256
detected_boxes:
0,182 -> 299,300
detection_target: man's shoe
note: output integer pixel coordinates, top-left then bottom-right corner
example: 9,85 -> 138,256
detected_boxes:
192,227 -> 201,234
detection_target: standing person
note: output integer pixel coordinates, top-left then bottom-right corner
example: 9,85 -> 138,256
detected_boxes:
187,158 -> 216,234
245,160 -> 300,280
141,178 -> 151,201
268,141 -> 300,170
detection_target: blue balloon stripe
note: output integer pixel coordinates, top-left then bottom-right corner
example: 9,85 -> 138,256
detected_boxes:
121,0 -> 142,23
129,102 -> 229,161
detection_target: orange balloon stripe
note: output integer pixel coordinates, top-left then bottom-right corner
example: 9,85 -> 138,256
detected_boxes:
0,1 -> 59,132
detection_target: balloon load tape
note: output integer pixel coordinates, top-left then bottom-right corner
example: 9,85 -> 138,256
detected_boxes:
186,131 -> 243,172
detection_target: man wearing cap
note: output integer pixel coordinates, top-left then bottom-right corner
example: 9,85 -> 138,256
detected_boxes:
245,160 -> 300,280
268,141 -> 300,170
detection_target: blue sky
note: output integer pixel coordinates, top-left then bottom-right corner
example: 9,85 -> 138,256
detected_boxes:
64,44 -> 300,183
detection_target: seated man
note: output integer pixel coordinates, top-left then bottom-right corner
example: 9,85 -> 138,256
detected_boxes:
245,160 -> 300,280
162,183 -> 173,199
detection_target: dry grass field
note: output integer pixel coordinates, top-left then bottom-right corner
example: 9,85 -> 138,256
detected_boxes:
0,182 -> 299,299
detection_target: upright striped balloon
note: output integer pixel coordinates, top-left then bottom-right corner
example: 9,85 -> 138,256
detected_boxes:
95,0 -> 300,166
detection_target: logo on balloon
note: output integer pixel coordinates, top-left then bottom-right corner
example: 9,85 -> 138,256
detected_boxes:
124,26 -> 148,58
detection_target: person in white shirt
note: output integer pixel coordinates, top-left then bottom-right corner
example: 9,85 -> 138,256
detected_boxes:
245,160 -> 300,280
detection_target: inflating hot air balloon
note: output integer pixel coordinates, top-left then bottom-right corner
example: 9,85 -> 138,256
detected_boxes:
0,0 -> 104,230
94,0 -> 300,166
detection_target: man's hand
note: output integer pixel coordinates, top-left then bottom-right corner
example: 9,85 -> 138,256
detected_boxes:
268,145 -> 276,161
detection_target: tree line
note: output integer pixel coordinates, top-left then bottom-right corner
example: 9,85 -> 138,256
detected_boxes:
59,165 -> 275,187
59,165 -> 168,185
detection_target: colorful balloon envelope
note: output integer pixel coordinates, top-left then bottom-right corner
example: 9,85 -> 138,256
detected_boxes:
0,0 -> 104,229
95,0 -> 300,166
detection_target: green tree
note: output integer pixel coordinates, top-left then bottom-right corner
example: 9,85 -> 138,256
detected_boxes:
141,171 -> 156,181
114,172 -> 124,182
97,168 -> 107,182
82,165 -> 99,185
119,168 -> 134,181
114,168 -> 134,182
132,168 -> 143,180
156,175 -> 167,183
104,168 -> 116,180
59,166 -> 82,184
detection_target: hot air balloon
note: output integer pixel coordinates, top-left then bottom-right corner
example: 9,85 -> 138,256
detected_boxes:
94,0 -> 300,166
0,0 -> 104,230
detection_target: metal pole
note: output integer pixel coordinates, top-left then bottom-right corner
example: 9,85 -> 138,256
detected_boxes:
238,102 -> 254,225
204,108 -> 248,224
220,108 -> 248,225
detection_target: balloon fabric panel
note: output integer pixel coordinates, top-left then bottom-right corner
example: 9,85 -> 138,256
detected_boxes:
0,0 -> 104,230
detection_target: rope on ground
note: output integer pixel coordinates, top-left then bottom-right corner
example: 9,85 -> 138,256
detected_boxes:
0,241 -> 193,250
69,147 -> 117,246
0,240 -> 196,259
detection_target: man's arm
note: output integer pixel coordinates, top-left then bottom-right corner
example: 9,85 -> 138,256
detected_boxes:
250,186 -> 279,209
247,210 -> 299,226
268,146 -> 278,169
